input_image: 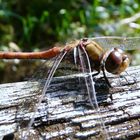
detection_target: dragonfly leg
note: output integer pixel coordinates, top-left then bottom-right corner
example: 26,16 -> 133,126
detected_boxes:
118,71 -> 137,87
124,71 -> 137,85
101,65 -> 113,100
91,71 -> 100,77
102,66 -> 112,88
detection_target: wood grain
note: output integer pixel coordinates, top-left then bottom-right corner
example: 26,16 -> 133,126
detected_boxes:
0,66 -> 140,140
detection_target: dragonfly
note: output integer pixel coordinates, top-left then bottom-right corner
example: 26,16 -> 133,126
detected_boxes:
1,36 -> 139,140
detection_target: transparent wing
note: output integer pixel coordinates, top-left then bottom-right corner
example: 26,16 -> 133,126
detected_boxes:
12,48 -> 87,139
77,45 -> 109,139
89,36 -> 140,50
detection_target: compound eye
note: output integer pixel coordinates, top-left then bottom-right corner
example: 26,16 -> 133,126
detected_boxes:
105,48 -> 129,75
105,49 -> 122,74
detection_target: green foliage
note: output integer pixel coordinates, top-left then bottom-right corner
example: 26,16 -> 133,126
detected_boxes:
0,0 -> 140,50
1,0 -> 140,83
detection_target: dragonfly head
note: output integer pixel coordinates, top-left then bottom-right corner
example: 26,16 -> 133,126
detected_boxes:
104,48 -> 130,75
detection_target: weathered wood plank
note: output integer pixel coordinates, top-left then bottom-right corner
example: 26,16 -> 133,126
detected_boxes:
0,66 -> 140,140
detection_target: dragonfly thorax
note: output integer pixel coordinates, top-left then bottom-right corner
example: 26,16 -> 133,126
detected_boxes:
85,41 -> 104,71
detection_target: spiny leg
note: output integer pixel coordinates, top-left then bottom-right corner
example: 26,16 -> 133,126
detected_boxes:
125,71 -> 137,85
101,65 -> 111,88
91,71 -> 100,77
118,71 -> 137,88
101,65 -> 113,101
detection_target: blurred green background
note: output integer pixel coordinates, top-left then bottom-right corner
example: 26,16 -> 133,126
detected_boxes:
0,0 -> 140,83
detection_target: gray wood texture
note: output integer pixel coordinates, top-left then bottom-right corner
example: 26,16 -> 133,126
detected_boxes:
0,66 -> 140,140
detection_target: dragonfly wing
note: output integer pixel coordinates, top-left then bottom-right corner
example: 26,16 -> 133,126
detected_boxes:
90,36 -> 140,50
77,46 -> 110,139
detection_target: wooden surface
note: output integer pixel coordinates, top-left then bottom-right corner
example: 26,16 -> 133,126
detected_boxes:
0,66 -> 140,140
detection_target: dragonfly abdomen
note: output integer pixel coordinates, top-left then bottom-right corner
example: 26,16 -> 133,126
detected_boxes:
0,47 -> 62,59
